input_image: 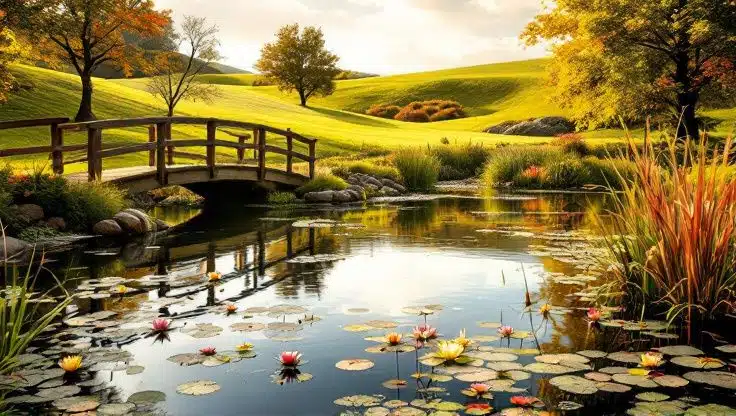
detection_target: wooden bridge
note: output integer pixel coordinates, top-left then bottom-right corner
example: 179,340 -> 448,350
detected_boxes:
0,117 -> 317,194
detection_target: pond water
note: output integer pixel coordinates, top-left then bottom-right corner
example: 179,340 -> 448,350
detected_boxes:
5,192 -> 736,416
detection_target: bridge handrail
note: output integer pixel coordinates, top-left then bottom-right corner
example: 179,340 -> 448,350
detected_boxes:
0,116 -> 317,183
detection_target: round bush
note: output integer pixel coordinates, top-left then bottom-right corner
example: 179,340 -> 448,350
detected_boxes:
540,157 -> 590,189
429,107 -> 466,122
552,133 -> 589,156
395,109 -> 430,123
366,104 -> 401,119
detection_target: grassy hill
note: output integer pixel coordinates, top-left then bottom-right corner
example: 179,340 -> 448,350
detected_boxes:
1,60 -> 734,173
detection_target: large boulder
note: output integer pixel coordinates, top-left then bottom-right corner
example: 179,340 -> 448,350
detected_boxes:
16,204 -> 44,223
46,217 -> 66,231
154,219 -> 170,231
93,219 -> 124,237
0,237 -> 31,262
304,191 -> 335,203
381,179 -> 406,194
485,117 -> 575,137
113,212 -> 145,234
123,208 -> 154,233
345,190 -> 363,201
333,190 -> 354,203
380,186 -> 401,197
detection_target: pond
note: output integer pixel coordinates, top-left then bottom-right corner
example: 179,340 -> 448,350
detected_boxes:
4,192 -> 736,416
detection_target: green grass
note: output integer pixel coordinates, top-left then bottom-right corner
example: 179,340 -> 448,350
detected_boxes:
1,60 -> 734,174
394,148 -> 440,192
295,173 -> 347,196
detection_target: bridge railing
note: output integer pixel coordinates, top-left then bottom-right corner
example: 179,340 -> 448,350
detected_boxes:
0,117 -> 316,183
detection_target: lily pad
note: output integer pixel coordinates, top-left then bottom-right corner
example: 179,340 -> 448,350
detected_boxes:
365,407 -> 391,416
471,335 -> 500,343
612,373 -> 658,388
347,308 -> 370,314
336,359 -> 375,371
365,320 -> 399,329
469,352 -> 518,362
584,372 -> 612,382
454,369 -> 498,382
382,379 -> 408,389
127,390 -> 166,405
558,401 -> 584,411
52,396 -> 100,412
176,380 -> 220,396
652,375 -> 689,388
627,401 -> 687,416
343,324 -> 374,332
486,361 -> 523,371
636,392 -> 669,402
596,382 -> 631,393
125,365 -> 145,375
671,356 -> 725,369
535,353 -> 589,365
167,353 -> 205,366
36,385 -> 81,399
599,366 -> 630,374
607,351 -> 643,364
477,322 -> 502,329
334,395 -> 382,407
524,362 -> 579,374
715,345 -> 736,354
577,350 -> 607,359
182,323 -> 223,339
97,403 -> 136,415
230,322 -> 266,332
549,375 -> 597,394
685,404 -> 736,415
655,345 -> 704,356
683,371 -> 736,389
384,400 -> 409,408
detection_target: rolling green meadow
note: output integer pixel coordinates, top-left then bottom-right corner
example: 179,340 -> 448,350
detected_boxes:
1,59 -> 735,173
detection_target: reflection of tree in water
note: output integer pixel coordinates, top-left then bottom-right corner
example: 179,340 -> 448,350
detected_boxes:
395,201 -> 438,236
273,232 -> 338,300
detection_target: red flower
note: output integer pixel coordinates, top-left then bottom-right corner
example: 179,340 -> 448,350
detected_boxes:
510,396 -> 540,407
199,346 -> 217,356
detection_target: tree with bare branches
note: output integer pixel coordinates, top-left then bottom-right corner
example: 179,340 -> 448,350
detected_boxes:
147,15 -> 221,117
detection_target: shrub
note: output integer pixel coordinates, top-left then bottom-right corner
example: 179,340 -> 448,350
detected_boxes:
429,107 -> 466,122
395,108 -> 430,123
295,173 -> 347,196
251,78 -> 273,86
366,104 -> 401,119
330,161 -> 401,181
552,133 -> 589,156
483,145 -> 564,186
268,191 -> 298,205
62,181 -> 127,231
540,157 -> 590,188
430,143 -> 491,180
582,157 -> 637,189
393,148 -> 440,192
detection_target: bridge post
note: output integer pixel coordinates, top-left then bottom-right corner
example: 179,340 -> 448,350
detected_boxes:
148,126 -> 156,167
206,120 -> 217,179
155,122 -> 169,185
308,141 -> 316,180
87,128 -> 102,181
251,128 -> 258,160
237,135 -> 246,164
286,129 -> 293,174
258,128 -> 266,181
51,122 -> 63,175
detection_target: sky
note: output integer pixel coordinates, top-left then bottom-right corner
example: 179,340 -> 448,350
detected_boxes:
154,0 -> 549,75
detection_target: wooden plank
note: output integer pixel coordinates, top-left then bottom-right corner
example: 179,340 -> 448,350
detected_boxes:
156,122 -> 169,185
0,146 -> 52,157
170,151 -> 208,161
221,129 -> 252,139
148,126 -> 156,166
51,123 -> 63,174
263,145 -> 310,161
0,118 -> 69,130
206,120 -> 217,179
165,139 -> 208,147
308,141 -> 316,180
237,135 -> 245,163
258,128 -> 266,181
98,143 -> 156,158
87,129 -> 98,181
286,132 -> 293,174
60,117 -> 214,131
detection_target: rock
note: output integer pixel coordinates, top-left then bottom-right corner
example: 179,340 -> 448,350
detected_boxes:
346,190 -> 364,201
347,174 -> 362,185
347,184 -> 364,194
363,176 -> 383,188
123,209 -> 154,233
304,191 -> 335,203
154,219 -> 170,231
0,236 -> 32,262
381,179 -> 406,194
380,186 -> 400,197
17,204 -> 44,223
46,217 -> 66,231
93,219 -> 124,237
365,183 -> 380,192
333,190 -> 354,203
484,117 -> 575,137
113,212 -> 145,234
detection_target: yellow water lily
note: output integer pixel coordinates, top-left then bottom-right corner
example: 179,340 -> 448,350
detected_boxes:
434,341 -> 465,362
385,332 -> 402,346
207,272 -> 222,282
640,352 -> 664,368
58,355 -> 83,373
539,304 -> 551,316
225,304 -> 237,313
111,285 -> 128,295
236,342 -> 254,352
453,329 -> 473,348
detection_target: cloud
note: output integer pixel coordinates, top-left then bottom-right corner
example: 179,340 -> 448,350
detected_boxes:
154,0 -> 548,74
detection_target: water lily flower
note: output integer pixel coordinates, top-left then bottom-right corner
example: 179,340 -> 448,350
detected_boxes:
470,383 -> 491,396
151,318 -> 171,333
111,285 -> 128,295
539,304 -> 551,316
433,340 -> 465,362
497,325 -> 514,338
236,342 -> 254,352
412,324 -> 438,341
466,403 -> 492,413
640,352 -> 664,368
199,346 -> 217,356
58,355 -> 83,373
385,332 -> 403,346
510,396 -> 540,407
225,304 -> 237,313
207,272 -> 222,282
278,351 -> 302,367
587,307 -> 602,322
454,329 -> 473,348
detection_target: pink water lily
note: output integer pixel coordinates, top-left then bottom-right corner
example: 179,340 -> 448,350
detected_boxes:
199,346 -> 217,356
412,324 -> 438,341
151,318 -> 171,333
497,325 -> 514,338
587,307 -> 602,322
470,383 -> 490,396
278,351 -> 302,367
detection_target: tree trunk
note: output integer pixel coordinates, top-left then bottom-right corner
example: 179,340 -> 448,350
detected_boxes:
167,105 -> 174,117
75,73 -> 96,122
298,89 -> 307,107
676,91 -> 699,140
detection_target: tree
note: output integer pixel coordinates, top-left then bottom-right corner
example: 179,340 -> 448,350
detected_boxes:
147,16 -> 221,117
522,0 -> 736,138
0,10 -> 27,103
255,24 -> 340,107
10,0 -> 170,121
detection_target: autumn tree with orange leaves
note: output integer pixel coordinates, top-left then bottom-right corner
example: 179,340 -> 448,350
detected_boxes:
8,0 -> 170,121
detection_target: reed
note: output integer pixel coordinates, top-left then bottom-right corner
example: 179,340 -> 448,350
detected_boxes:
598,129 -> 736,341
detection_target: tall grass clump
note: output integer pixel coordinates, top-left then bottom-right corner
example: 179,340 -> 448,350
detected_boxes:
482,145 -> 563,187
393,148 -> 440,192
430,142 -> 491,180
582,157 -> 637,189
551,133 -> 590,156
599,133 -> 736,341
330,161 -> 401,181
295,173 -> 348,196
